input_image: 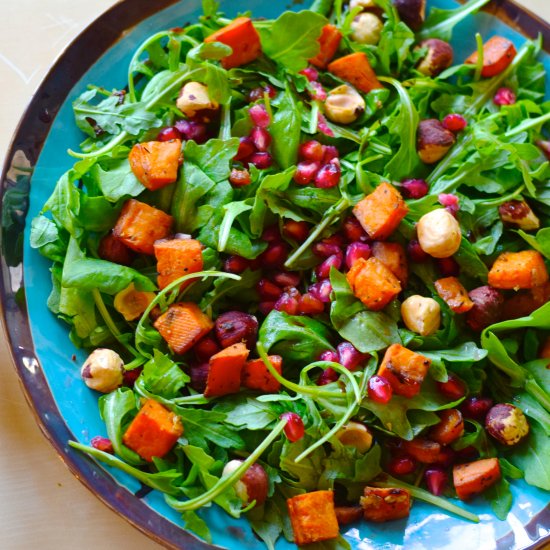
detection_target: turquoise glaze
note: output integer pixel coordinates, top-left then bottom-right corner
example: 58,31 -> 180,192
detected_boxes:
23,1 -> 550,548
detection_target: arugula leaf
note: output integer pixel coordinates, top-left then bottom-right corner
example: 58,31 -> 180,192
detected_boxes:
247,500 -> 283,550
182,510 -> 212,544
215,396 -> 278,430
518,228 -> 550,259
87,158 -> 145,202
58,284 -> 97,341
270,87 -> 302,169
30,215 -> 68,263
139,350 -> 190,399
280,436 -> 325,490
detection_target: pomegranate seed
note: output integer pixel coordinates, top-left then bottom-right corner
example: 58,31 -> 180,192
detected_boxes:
194,335 -> 221,362
157,126 -> 182,141
461,396 -> 493,421
317,367 -> 339,386
257,278 -> 283,301
402,179 -> 429,200
345,242 -> 372,269
425,468 -> 448,496
91,436 -> 114,454
315,160 -> 341,188
343,216 -> 367,242
537,140 -> 550,160
442,114 -> 468,133
248,85 -> 277,102
259,301 -> 276,315
235,136 -> 256,161
283,220 -> 309,242
319,350 -> 339,363
224,255 -> 251,274
387,456 -> 416,476
436,256 -> 460,277
337,342 -> 368,371
368,375 -> 393,404
322,145 -> 339,163
309,279 -> 333,303
298,293 -> 325,315
299,140 -> 325,162
294,161 -> 321,185
272,271 -> 301,288
174,120 -> 207,143
299,67 -> 319,82
250,152 -> 273,169
318,113 -> 334,137
261,225 -> 281,243
434,446 -> 456,468
260,242 -> 288,268
249,104 -> 271,128
264,84 -> 277,98
251,126 -> 272,151
438,193 -> 459,216
309,81 -> 327,101
274,292 -> 300,315
229,168 -> 252,186
312,240 -> 342,258
315,252 -> 343,279
280,412 -> 305,442
493,87 -> 516,106
407,239 -> 430,263
436,374 -> 466,400
122,367 -> 142,387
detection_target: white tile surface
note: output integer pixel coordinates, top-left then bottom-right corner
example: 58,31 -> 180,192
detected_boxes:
0,1 -> 548,549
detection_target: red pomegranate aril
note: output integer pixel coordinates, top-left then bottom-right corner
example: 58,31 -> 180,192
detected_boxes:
258,301 -> 276,315
402,179 -> 429,200
442,114 -> 468,133
309,81 -> 327,101
312,240 -> 342,258
249,104 -> 271,128
368,375 -> 393,404
299,67 -> 319,82
493,87 -> 516,106
337,342 -> 368,371
434,446 -> 456,468
318,113 -> 335,137
123,367 -> 143,387
260,242 -> 288,268
299,140 -> 325,162
224,255 -> 251,274
436,256 -> 460,277
309,279 -> 333,303
388,456 -> 416,476
425,469 -> 448,496
343,216 -> 367,243
461,396 -> 493,421
272,271 -> 301,288
298,293 -> 325,315
322,145 -> 339,163
294,161 -> 321,185
257,278 -> 283,301
250,152 -> 273,169
261,224 -> 281,243
345,242 -> 372,269
438,193 -> 460,216
319,350 -> 339,363
229,168 -> 252,186
235,136 -> 256,161
157,126 -> 182,142
315,160 -> 341,188
317,367 -> 339,386
274,292 -> 300,315
251,126 -> 272,152
283,220 -> 310,242
91,436 -> 114,454
175,119 -> 207,143
436,374 -> 467,401
194,335 -> 221,362
280,412 -> 305,442
315,252 -> 343,279
407,239 -> 430,263
537,140 -> 550,160
248,85 -> 277,103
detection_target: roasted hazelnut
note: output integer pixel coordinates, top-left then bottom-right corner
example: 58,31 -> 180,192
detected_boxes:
401,295 -> 441,336
81,349 -> 124,393
337,421 -> 374,453
416,39 -> 454,77
351,13 -> 384,45
393,0 -> 426,31
416,209 -> 462,258
350,0 -> 377,9
466,286 -> 504,332
325,84 -> 366,125
485,403 -> 530,446
176,82 -> 219,118
215,311 -> 258,349
417,119 -> 456,164
222,460 -> 269,507
498,200 -> 540,231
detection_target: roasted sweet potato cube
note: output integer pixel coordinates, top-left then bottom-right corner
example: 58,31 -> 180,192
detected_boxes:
328,52 -> 384,93
465,36 -> 517,78
98,232 -> 135,266
488,250 -> 549,290
372,241 -> 408,286
241,355 -> 282,393
435,277 -> 474,314
347,257 -> 402,311
361,487 -> 411,522
287,490 -> 340,546
153,302 -> 214,355
353,183 -> 408,240
335,506 -> 363,526
429,409 -> 464,445
113,199 -> 174,255
204,342 -> 249,398
502,283 -> 550,320
378,344 -> 431,398
309,24 -> 343,69
453,458 -> 501,501
122,399 -> 183,462
129,139 -> 182,191
154,238 -> 203,290
402,438 -> 442,464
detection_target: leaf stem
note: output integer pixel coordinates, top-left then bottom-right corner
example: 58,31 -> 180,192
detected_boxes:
473,33 -> 484,82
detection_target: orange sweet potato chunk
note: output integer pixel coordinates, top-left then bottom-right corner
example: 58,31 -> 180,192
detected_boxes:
488,250 -> 549,290
435,277 -> 474,314
241,355 -> 282,393
204,342 -> 250,398
113,199 -> 174,255
361,487 -> 411,522
328,52 -> 384,93
353,183 -> 408,240
429,409 -> 465,445
287,490 -> 340,546
154,238 -> 203,290
453,458 -> 501,501
465,36 -> 517,78
122,399 -> 183,462
402,438 -> 442,464
153,302 -> 214,355
129,139 -> 182,191
372,242 -> 408,286
309,25 -> 343,69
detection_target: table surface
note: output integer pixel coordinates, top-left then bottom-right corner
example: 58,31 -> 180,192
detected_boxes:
1,1 -> 549,548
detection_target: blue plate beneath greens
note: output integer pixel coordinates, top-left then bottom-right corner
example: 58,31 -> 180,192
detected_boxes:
2,0 -> 550,548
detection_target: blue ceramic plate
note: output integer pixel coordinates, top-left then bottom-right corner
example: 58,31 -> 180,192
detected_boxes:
2,0 -> 550,548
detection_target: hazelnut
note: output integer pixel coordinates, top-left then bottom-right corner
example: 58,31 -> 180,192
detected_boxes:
351,13 -> 384,45
337,421 -> 374,453
485,403 -> 530,446
401,295 -> 441,336
222,460 -> 269,507
176,82 -> 219,118
498,200 -> 540,231
325,84 -> 366,125
393,0 -> 426,31
416,39 -> 454,77
215,311 -> 258,349
416,209 -> 462,258
466,286 -> 504,332
350,0 -> 377,9
417,119 -> 456,164
81,349 -> 124,393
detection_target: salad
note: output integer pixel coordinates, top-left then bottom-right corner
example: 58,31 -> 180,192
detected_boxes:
29,0 -> 550,547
